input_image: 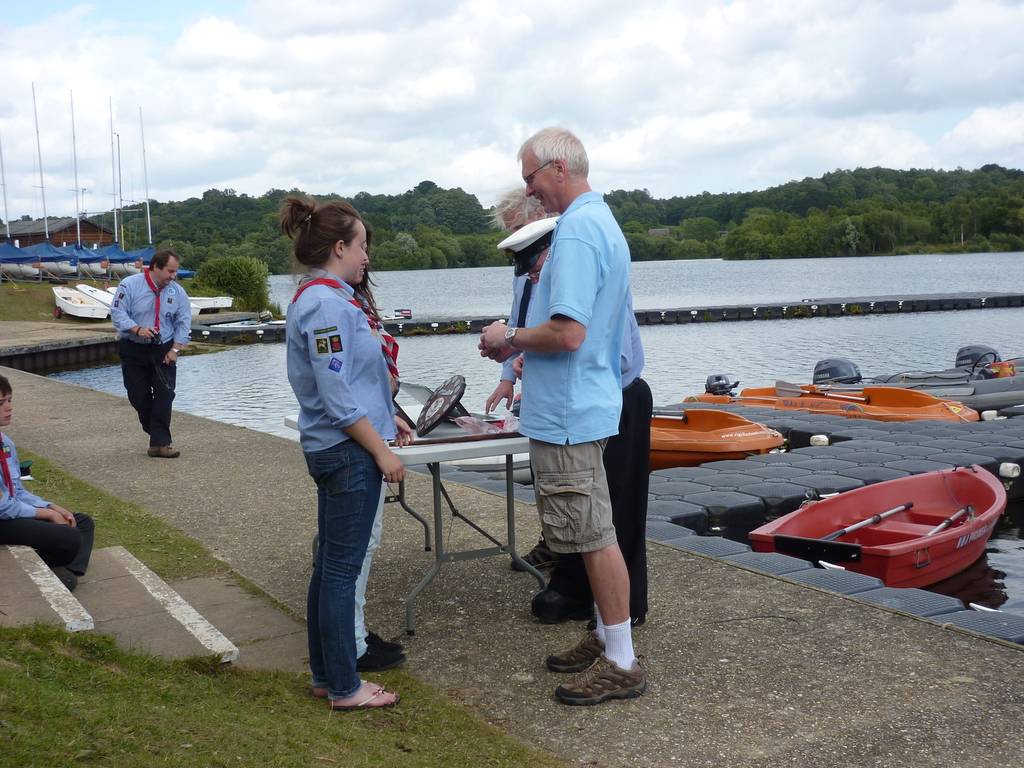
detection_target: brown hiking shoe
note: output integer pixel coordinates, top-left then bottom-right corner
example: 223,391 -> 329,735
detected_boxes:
511,537 -> 559,571
545,630 -> 604,673
554,654 -> 647,706
147,444 -> 180,458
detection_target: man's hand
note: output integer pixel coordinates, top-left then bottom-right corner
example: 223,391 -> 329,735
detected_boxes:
479,321 -> 517,362
136,326 -> 157,340
485,380 -> 514,413
511,354 -> 524,379
47,502 -> 76,527
36,507 -> 71,526
162,348 -> 179,366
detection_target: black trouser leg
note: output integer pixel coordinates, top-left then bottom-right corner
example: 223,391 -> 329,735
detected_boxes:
148,341 -> 176,447
119,339 -> 176,446
66,513 -> 95,576
0,517 -> 83,568
120,339 -> 155,435
545,379 -> 653,622
607,379 -> 652,622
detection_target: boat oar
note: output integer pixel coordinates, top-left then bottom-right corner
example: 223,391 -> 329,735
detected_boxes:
925,505 -> 973,536
821,502 -> 914,541
775,380 -> 868,403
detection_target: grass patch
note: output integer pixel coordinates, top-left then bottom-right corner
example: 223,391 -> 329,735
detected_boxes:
0,625 -> 565,768
5,458 -> 565,768
0,281 -> 72,322
20,451 -> 225,582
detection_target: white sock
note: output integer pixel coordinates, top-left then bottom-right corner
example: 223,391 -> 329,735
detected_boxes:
593,603 -> 606,643
602,619 -> 635,670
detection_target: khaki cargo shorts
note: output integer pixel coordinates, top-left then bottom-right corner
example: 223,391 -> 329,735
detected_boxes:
530,438 -> 616,554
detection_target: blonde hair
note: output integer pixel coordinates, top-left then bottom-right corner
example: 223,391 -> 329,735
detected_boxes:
491,188 -> 544,233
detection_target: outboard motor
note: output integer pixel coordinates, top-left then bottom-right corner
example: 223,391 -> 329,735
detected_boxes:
813,358 -> 862,385
705,374 -> 738,395
955,344 -> 1000,370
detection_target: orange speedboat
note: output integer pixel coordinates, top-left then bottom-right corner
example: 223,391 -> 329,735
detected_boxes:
688,382 -> 979,423
649,410 -> 784,470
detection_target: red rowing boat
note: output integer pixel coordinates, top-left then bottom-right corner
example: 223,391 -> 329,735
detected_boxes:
650,410 -> 783,470
749,466 -> 1005,588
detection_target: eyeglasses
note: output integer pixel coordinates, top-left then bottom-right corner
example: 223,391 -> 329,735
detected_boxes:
523,159 -> 554,187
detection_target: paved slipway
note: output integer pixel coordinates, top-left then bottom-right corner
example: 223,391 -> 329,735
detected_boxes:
4,365 -> 1023,768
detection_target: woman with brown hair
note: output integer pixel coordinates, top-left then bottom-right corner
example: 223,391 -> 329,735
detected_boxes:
281,196 -> 411,710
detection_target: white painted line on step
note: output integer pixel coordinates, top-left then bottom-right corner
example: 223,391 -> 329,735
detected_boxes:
107,546 -> 239,663
8,546 -> 94,632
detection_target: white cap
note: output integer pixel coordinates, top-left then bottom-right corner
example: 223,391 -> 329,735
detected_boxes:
497,216 -> 559,276
497,216 -> 559,252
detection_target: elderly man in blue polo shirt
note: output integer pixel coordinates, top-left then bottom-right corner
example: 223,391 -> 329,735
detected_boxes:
480,127 -> 646,705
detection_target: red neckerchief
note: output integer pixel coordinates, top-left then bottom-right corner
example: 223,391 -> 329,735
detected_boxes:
291,277 -> 344,304
348,300 -> 400,379
143,269 -> 162,333
291,278 -> 400,378
0,434 -> 15,499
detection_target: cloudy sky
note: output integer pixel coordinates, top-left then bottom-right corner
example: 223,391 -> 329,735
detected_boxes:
2,0 -> 1023,221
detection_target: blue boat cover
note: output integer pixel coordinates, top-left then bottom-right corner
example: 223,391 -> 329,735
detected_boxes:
23,242 -> 78,266
0,241 -> 37,264
96,244 -> 132,264
126,246 -> 154,265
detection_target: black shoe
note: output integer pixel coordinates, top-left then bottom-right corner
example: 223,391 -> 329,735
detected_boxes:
531,588 -> 594,624
586,615 -> 646,632
356,646 -> 406,672
511,538 -> 559,571
51,566 -> 78,592
367,630 -> 404,655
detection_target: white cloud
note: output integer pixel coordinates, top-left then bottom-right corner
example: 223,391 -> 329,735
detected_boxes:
0,0 -> 1022,222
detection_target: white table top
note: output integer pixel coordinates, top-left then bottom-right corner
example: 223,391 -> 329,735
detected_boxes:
284,414 -> 529,466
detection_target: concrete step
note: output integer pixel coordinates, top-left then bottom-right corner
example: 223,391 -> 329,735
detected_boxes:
73,546 -> 238,663
171,576 -> 307,672
0,545 -> 93,632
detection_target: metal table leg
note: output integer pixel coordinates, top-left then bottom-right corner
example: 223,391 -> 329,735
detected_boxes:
402,458 -> 544,634
394,479 -> 431,551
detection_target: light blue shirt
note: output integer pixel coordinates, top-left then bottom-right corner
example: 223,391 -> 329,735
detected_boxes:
286,270 -> 396,453
1,433 -> 50,520
110,271 -> 192,346
520,192 -> 629,444
620,295 -> 644,387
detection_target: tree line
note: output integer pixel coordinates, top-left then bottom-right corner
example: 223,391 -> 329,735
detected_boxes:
99,164 -> 1023,273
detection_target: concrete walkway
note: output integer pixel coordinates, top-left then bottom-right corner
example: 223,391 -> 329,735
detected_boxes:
3,363 -> 1023,768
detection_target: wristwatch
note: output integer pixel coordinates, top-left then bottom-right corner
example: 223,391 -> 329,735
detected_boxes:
504,326 -> 518,347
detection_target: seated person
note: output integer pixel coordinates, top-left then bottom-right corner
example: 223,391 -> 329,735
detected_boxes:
0,374 -> 94,592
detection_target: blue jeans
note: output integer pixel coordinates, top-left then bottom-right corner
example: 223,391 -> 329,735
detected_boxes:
304,440 -> 382,699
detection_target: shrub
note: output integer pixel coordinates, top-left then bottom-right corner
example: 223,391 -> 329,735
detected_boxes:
195,255 -> 271,311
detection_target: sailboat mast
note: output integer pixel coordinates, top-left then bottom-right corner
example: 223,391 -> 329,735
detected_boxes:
116,132 -> 124,246
139,106 -> 152,245
32,82 -> 49,239
109,98 -> 118,244
70,90 -> 82,247
0,130 -> 10,240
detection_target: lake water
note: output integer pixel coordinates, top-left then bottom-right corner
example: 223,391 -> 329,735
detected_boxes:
51,252 -> 1024,612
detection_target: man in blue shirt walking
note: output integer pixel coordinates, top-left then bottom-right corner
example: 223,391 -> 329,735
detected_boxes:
480,127 -> 647,705
110,249 -> 192,458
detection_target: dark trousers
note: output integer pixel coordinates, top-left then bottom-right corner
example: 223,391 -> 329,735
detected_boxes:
119,338 -> 177,447
547,377 -> 653,622
0,512 -> 95,575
